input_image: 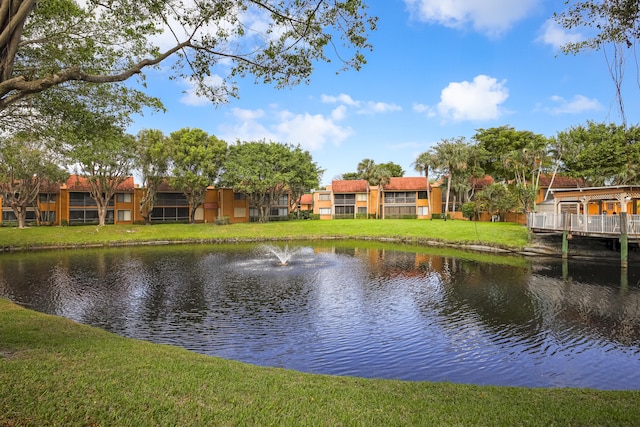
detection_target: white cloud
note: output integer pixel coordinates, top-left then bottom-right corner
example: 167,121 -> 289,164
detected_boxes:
275,112 -> 353,150
219,106 -> 352,150
413,103 -> 436,117
358,101 -> 402,115
331,105 -> 348,121
537,19 -> 582,50
403,0 -> 540,35
232,108 -> 265,121
543,95 -> 602,115
321,93 -> 360,106
321,93 -> 401,115
437,75 -> 509,121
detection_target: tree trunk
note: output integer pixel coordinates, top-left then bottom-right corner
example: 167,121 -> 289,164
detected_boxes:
97,201 -> 107,226
10,203 -> 26,228
259,205 -> 269,223
444,176 -> 452,221
190,205 -> 197,224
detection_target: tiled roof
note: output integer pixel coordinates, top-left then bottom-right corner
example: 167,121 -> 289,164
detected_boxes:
332,179 -> 369,193
539,174 -> 583,188
384,177 -> 428,191
66,174 -> 136,191
300,194 -> 313,204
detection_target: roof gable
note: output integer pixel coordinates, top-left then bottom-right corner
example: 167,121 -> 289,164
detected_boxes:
384,177 -> 428,191
332,179 -> 369,193
66,174 -> 135,192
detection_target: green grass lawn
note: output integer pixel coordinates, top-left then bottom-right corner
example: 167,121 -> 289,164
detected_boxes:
1,298 -> 639,426
0,219 -> 530,251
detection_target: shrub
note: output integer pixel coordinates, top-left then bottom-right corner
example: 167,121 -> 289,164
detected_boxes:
214,216 -> 230,225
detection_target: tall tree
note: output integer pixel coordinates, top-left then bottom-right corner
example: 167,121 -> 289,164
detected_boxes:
134,129 -> 171,225
475,126 -> 551,211
1,0 -> 376,112
170,128 -> 227,224
0,132 -> 67,228
412,150 -> 437,219
433,137 -> 470,220
555,121 -> 640,186
355,158 -> 391,219
504,133 -> 549,212
65,113 -> 135,227
285,145 -> 323,219
377,161 -> 405,177
475,183 -> 519,222
555,0 -> 640,123
221,141 -> 321,223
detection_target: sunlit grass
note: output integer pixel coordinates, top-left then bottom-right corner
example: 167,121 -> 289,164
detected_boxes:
1,298 -> 639,426
0,219 -> 530,251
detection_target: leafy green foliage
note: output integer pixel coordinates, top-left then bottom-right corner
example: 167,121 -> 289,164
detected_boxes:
170,128 -> 227,223
555,121 -> 640,186
1,0 -> 376,111
221,141 -> 322,223
433,137 -> 472,219
475,183 -> 520,218
0,132 -> 68,228
474,126 -> 550,212
135,129 -> 171,224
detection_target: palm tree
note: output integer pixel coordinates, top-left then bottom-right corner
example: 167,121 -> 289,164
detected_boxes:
357,158 -> 377,182
369,165 -> 391,219
412,150 -> 436,219
433,137 -> 470,221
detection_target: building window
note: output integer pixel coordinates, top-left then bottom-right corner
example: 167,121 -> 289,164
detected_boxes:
270,207 -> 288,217
155,193 -> 189,206
334,194 -> 356,205
151,207 -> 189,222
318,193 -> 331,201
356,193 -> 367,202
39,193 -> 57,203
69,192 -> 98,206
418,206 -> 429,216
117,210 -> 131,221
40,211 -> 56,223
357,207 -> 367,214
234,207 -> 246,218
319,208 -> 331,215
418,191 -> 427,200
69,209 -> 113,224
234,193 -> 246,200
384,192 -> 416,204
384,206 -> 416,218
116,193 -> 132,203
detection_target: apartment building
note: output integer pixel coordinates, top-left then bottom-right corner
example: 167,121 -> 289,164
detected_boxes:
313,177 -> 441,220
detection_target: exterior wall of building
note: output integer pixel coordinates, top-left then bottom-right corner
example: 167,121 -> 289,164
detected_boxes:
313,188 -> 333,220
215,188 -> 250,224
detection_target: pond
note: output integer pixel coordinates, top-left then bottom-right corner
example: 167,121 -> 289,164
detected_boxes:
1,242 -> 639,390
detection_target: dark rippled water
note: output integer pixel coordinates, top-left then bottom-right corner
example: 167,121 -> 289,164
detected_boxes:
1,242 -> 639,390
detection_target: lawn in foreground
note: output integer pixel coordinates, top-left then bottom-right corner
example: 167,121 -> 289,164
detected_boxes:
0,219 -> 530,251
1,299 -> 639,426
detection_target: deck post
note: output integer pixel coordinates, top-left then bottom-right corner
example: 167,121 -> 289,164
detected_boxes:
562,212 -> 570,259
620,212 -> 628,268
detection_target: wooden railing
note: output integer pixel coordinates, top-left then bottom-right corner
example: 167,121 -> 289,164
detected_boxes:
528,213 -> 640,235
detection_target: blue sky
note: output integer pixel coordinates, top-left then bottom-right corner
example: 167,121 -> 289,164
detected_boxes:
128,0 -> 639,186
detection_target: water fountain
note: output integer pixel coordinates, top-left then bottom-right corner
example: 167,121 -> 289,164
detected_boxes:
262,244 -> 301,265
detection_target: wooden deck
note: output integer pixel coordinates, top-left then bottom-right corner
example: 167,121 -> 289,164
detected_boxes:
528,213 -> 640,241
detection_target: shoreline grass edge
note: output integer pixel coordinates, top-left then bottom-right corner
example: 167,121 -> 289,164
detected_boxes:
1,298 -> 639,426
